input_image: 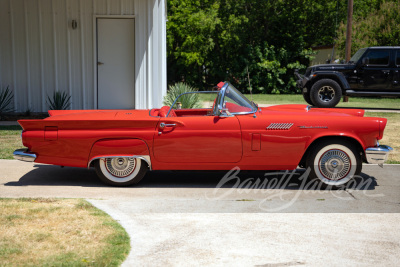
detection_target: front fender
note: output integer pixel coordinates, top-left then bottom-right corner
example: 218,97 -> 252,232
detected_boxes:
88,138 -> 151,169
310,71 -> 350,90
304,132 -> 366,152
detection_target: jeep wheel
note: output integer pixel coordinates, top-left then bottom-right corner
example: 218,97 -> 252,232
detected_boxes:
310,79 -> 342,108
302,91 -> 314,105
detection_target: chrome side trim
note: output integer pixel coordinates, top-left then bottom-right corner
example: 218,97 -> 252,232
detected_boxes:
365,145 -> 393,165
13,149 -> 37,162
88,155 -> 152,170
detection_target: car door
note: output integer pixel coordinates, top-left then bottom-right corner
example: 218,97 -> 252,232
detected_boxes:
393,50 -> 400,91
358,49 -> 392,90
153,115 -> 242,163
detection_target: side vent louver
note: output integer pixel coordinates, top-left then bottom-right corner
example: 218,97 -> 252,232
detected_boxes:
266,123 -> 294,130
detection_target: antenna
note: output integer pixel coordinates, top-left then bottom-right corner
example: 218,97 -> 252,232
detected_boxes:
247,65 -> 253,103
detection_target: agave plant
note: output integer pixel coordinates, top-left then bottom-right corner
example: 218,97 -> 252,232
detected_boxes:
163,82 -> 202,109
47,91 -> 71,110
0,86 -> 14,118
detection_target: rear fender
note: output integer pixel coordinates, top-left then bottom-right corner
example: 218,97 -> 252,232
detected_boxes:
88,138 -> 151,169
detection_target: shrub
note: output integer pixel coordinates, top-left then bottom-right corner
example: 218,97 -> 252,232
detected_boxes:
0,86 -> 14,119
47,91 -> 71,110
163,82 -> 202,109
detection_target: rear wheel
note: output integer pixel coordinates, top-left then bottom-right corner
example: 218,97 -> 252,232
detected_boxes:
95,157 -> 147,186
306,140 -> 361,188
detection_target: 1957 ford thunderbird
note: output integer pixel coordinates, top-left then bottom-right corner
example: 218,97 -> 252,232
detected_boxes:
14,82 -> 392,187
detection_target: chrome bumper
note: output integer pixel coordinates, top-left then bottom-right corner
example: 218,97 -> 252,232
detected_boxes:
13,149 -> 37,162
365,145 -> 393,165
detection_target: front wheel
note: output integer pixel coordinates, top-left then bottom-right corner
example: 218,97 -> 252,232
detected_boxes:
95,157 -> 148,186
306,140 -> 361,188
302,91 -> 314,105
310,79 -> 342,108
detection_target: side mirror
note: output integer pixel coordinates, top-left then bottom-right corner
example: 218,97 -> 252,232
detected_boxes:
362,57 -> 369,65
219,108 -> 233,117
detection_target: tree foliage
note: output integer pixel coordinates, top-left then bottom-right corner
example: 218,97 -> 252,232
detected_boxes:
337,0 -> 400,58
167,0 -> 398,93
163,82 -> 202,109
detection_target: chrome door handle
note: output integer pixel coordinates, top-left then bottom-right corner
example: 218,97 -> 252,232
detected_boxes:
159,123 -> 176,128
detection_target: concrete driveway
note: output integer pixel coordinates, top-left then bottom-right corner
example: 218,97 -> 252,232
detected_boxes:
1,159 -> 400,266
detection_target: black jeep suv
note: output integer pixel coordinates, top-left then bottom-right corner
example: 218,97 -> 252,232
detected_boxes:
295,46 -> 400,108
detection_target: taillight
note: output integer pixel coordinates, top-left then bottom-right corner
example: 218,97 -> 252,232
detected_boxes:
378,119 -> 387,140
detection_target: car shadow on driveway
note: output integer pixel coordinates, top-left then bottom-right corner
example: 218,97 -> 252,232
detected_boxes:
3,165 -> 378,191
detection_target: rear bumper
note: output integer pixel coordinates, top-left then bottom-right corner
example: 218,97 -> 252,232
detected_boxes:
365,145 -> 393,165
13,149 -> 37,162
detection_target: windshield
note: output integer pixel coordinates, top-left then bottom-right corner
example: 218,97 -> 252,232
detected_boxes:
219,83 -> 257,114
349,48 -> 367,63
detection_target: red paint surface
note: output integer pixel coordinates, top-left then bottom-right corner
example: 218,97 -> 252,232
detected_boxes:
18,104 -> 385,170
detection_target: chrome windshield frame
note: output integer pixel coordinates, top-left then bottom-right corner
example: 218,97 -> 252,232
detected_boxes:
216,82 -> 258,116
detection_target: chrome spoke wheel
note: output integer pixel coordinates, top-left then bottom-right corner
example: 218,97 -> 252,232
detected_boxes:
96,157 -> 145,185
319,149 -> 351,181
308,142 -> 361,187
105,157 -> 136,178
318,86 -> 335,102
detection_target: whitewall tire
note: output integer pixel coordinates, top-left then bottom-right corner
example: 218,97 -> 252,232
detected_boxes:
307,140 -> 361,187
95,157 -> 147,186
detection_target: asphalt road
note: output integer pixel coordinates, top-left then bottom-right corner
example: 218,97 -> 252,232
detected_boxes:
1,160 -> 400,266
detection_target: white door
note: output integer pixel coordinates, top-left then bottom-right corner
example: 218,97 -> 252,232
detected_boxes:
97,18 -> 135,109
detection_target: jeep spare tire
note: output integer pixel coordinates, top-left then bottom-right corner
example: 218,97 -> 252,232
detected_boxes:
310,79 -> 342,108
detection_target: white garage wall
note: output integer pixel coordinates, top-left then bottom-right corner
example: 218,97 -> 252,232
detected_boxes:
0,0 -> 166,112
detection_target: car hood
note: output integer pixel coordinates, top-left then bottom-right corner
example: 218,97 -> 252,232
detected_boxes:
312,63 -> 354,71
263,104 -> 365,117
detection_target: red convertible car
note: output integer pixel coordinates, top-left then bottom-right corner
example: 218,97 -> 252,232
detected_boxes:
14,82 -> 392,187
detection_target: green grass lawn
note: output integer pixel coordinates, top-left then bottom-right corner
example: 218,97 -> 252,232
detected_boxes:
243,94 -> 400,109
0,198 -> 130,266
0,125 -> 23,159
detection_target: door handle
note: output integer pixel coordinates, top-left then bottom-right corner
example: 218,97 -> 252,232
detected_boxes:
97,62 -> 104,66
158,122 -> 177,135
159,123 -> 176,129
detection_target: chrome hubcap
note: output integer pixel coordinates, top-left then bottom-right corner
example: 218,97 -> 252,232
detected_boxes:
105,158 -> 136,178
318,86 -> 335,102
319,149 -> 351,181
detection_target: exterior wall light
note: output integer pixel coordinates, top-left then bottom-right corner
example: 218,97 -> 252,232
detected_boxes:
72,20 -> 78,29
